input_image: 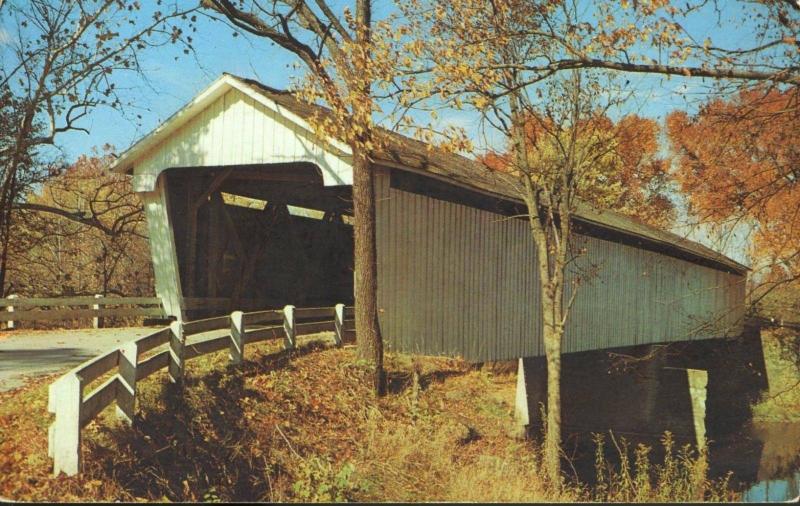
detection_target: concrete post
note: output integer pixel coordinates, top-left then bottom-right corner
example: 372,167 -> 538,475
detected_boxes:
168,320 -> 185,384
686,368 -> 708,452
283,305 -> 296,350
515,358 -> 530,428
642,347 -> 661,423
333,304 -> 344,346
6,294 -> 18,330
92,294 -> 103,329
48,374 -> 83,476
116,341 -> 138,424
230,310 -> 245,365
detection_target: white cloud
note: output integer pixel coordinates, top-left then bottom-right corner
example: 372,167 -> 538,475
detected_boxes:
0,28 -> 13,45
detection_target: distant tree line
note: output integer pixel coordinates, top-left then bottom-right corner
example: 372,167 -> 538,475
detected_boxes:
5,150 -> 153,300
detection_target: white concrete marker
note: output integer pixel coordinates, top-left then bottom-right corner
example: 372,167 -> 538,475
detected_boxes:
515,358 -> 530,426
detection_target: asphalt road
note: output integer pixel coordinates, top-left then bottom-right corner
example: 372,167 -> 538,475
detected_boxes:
0,327 -> 157,392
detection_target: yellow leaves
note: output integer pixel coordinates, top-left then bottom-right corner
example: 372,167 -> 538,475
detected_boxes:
83,479 -> 104,493
471,95 -> 490,110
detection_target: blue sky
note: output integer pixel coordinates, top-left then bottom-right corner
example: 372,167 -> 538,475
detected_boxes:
53,11 -> 298,160
50,0 -> 773,161
9,0 -> 775,264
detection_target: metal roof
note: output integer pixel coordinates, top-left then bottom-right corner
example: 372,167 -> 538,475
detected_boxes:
112,73 -> 749,275
232,75 -> 748,275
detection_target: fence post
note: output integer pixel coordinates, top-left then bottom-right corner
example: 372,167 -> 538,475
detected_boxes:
92,294 -> 103,329
48,374 -> 83,476
116,341 -> 138,424
168,320 -> 185,384
283,305 -> 295,350
230,310 -> 245,365
334,304 -> 344,347
6,294 -> 18,330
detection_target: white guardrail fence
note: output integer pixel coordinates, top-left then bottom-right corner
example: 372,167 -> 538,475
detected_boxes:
47,303 -> 355,476
2,295 -> 165,329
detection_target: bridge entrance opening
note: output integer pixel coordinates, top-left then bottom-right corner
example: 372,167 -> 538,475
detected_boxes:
164,163 -> 354,319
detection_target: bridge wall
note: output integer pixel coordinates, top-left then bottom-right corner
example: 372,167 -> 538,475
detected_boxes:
519,331 -> 769,483
375,168 -> 747,362
522,333 -> 768,443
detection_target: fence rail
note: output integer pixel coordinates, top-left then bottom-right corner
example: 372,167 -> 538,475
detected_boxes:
182,297 -> 272,312
47,303 -> 354,477
3,295 -> 165,328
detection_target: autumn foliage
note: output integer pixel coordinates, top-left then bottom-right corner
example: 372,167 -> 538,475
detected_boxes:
7,153 -> 153,301
667,87 -> 800,285
481,113 -> 675,228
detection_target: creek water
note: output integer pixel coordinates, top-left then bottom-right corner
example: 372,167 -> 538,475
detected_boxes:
742,471 -> 799,502
720,421 -> 800,502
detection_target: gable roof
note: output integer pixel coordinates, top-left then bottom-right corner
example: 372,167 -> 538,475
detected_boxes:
110,73 -> 749,275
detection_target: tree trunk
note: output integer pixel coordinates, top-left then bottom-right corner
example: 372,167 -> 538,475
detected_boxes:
352,147 -> 386,396
543,316 -> 563,485
528,193 -> 565,487
0,170 -> 20,296
512,83 -> 566,483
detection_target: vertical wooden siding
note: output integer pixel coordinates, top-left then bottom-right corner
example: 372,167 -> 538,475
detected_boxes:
376,173 -> 746,362
132,88 -> 353,192
376,169 -> 540,361
141,176 -> 184,318
563,235 -> 746,354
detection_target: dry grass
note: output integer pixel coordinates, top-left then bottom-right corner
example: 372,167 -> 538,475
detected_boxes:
0,335 -> 735,502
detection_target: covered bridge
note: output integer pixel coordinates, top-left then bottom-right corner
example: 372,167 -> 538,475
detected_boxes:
111,73 -> 748,363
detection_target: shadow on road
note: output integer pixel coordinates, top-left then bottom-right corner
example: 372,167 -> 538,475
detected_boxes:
0,348 -> 97,372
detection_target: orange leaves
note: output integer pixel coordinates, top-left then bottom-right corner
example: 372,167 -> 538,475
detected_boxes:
479,151 -> 511,173
607,115 -> 675,227
480,111 -> 674,227
667,87 -> 800,278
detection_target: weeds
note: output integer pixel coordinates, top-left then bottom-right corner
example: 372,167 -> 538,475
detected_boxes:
291,457 -> 364,502
592,430 -> 736,502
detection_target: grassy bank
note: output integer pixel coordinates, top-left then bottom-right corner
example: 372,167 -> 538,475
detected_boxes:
0,335 -> 736,502
752,328 -> 800,422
